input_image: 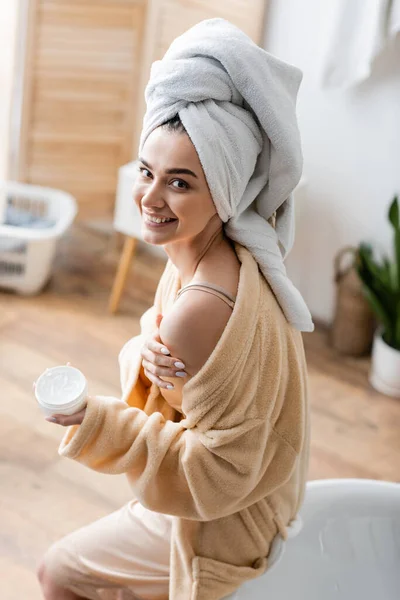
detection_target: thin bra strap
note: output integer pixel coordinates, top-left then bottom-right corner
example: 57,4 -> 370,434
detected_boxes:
179,281 -> 237,302
176,282 -> 236,309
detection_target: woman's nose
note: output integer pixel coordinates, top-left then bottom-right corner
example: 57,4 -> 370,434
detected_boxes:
140,182 -> 165,209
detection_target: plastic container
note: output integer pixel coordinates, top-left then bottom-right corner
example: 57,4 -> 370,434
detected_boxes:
34,365 -> 88,417
0,180 -> 77,294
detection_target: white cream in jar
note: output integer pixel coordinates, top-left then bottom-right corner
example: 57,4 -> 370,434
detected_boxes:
35,365 -> 88,417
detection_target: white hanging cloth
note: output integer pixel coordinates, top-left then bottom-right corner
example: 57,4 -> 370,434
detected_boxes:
321,0 -> 400,88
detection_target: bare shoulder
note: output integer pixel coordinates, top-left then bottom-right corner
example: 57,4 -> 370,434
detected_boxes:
159,291 -> 234,377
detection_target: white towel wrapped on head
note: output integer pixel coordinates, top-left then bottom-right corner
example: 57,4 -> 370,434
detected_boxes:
139,18 -> 314,332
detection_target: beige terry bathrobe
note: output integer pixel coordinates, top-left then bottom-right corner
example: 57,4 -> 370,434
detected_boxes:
58,242 -> 311,600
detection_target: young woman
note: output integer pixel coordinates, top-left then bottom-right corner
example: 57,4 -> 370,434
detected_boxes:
37,18 -> 313,600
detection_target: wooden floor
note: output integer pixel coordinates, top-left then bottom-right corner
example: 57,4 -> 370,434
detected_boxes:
1,225 -> 399,599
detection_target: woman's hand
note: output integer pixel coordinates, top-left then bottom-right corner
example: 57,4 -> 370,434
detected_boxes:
45,407 -> 87,426
141,314 -> 188,389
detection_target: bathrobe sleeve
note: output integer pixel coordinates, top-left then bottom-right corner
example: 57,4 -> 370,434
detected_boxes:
58,301 -> 300,522
58,255 -> 303,521
117,304 -> 157,393
58,393 -> 297,521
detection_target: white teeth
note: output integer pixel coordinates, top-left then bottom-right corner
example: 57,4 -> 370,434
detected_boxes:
145,214 -> 173,224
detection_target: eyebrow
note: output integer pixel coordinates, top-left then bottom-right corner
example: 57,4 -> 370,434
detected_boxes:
138,157 -> 198,179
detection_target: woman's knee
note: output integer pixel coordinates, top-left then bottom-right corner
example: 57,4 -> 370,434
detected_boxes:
37,541 -> 74,596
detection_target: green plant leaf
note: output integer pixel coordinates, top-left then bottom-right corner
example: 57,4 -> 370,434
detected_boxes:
395,229 -> 400,291
395,303 -> 400,350
389,196 -> 400,290
360,283 -> 391,333
358,244 -> 393,296
388,195 -> 399,230
381,257 -> 394,289
388,261 -> 398,290
357,240 -> 400,342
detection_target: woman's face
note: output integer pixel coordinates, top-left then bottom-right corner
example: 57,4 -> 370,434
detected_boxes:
133,126 -> 219,246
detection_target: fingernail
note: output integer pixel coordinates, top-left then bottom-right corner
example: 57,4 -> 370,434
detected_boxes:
174,362 -> 185,369
176,371 -> 187,377
166,384 -> 174,389
161,348 -> 170,355
45,417 -> 57,423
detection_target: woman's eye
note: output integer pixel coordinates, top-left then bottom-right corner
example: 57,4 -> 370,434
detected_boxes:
171,179 -> 189,190
138,167 -> 151,178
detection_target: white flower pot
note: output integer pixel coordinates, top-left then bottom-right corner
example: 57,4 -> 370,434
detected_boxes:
369,331 -> 400,398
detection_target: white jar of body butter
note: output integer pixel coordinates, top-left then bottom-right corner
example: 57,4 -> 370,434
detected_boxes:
35,365 -> 88,417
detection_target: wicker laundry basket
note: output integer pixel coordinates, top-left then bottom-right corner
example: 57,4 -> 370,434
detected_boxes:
331,246 -> 376,356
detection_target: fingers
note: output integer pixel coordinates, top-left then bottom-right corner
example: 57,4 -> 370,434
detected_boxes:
141,340 -> 186,373
45,407 -> 87,427
150,337 -> 171,356
142,358 -> 187,385
143,367 -> 174,390
140,317 -> 187,386
151,328 -> 166,349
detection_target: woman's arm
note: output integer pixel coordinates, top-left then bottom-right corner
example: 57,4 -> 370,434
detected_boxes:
55,289 -> 230,428
159,289 -> 233,378
138,290 -> 233,394
58,389 -> 296,522
57,294 -> 299,521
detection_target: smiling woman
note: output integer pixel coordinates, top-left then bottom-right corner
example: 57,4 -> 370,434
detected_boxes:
133,115 -> 220,254
37,18 -> 312,600
132,113 -> 241,405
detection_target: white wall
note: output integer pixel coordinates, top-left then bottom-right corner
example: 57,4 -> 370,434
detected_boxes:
263,0 -> 400,324
0,2 -> 20,182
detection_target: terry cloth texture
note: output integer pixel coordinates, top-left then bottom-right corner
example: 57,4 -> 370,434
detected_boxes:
58,242 -> 311,600
139,18 -> 314,332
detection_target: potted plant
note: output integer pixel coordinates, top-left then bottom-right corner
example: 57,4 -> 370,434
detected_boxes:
356,195 -> 400,398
